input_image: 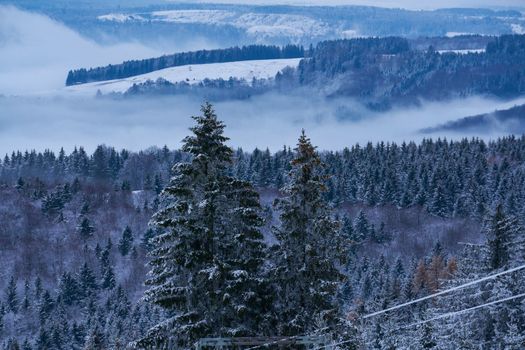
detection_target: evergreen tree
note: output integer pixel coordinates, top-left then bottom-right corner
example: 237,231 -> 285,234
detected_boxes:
101,266 -> 116,290
486,204 -> 523,270
58,272 -> 79,306
5,275 -> 18,314
419,323 -> 437,349
34,277 -> 43,300
39,291 -> 54,325
273,131 -> 351,342
141,228 -> 156,251
79,263 -> 98,298
77,217 -> 95,240
154,174 -> 163,195
118,226 -> 134,256
137,103 -> 269,348
84,325 -> 106,350
353,210 -> 371,243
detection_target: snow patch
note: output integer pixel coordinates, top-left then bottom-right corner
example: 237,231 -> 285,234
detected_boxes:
235,13 -> 329,37
151,10 -> 236,24
341,29 -> 359,38
62,58 -> 302,96
437,49 -> 485,55
445,32 -> 474,37
98,13 -> 144,22
510,23 -> 525,34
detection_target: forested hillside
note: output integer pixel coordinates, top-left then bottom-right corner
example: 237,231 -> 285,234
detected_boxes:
423,103 -> 525,134
1,104 -> 525,348
294,34 -> 525,108
65,45 -> 304,85
118,34 -> 525,110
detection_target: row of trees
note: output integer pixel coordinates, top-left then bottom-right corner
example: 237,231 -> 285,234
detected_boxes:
3,135 -> 525,222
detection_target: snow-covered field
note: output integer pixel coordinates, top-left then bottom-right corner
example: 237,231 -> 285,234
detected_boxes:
62,58 -> 301,96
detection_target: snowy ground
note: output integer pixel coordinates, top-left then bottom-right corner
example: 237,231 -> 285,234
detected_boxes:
61,58 -> 301,96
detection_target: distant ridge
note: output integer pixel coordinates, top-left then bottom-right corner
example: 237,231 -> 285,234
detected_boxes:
422,104 -> 525,134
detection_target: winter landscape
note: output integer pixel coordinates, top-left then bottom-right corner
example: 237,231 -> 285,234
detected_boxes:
1,0 -> 525,349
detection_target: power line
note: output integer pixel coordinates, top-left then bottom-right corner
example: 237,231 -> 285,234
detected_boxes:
404,291 -> 525,328
362,263 -> 525,319
312,292 -> 525,350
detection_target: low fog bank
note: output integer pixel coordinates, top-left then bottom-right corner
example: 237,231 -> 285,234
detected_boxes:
0,6 -> 219,96
1,93 -> 524,155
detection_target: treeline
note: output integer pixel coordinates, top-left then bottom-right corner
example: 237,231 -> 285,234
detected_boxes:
123,77 -> 273,100
65,44 -> 305,85
3,135 -> 525,220
294,34 -> 525,108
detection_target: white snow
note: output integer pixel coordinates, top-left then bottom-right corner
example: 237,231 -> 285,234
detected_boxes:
62,58 -> 302,96
510,23 -> 525,34
131,190 -> 145,207
445,32 -> 474,37
235,13 -> 329,37
437,49 -> 485,54
341,29 -> 360,38
150,10 -> 236,24
97,13 -> 145,22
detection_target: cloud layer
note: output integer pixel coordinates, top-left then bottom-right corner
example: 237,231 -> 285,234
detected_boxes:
1,93 -> 524,155
0,6 -> 162,95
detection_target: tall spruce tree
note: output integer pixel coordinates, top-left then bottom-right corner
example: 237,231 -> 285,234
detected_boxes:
118,226 -> 134,256
5,275 -> 18,314
486,204 -> 525,270
272,131 -> 352,344
135,103 -> 269,349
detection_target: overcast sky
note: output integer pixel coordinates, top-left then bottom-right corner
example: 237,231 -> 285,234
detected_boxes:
181,0 -> 525,10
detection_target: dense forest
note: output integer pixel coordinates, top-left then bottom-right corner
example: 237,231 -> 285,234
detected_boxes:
65,45 -> 305,85
1,104 -> 525,348
294,34 -> 525,107
117,35 -> 525,110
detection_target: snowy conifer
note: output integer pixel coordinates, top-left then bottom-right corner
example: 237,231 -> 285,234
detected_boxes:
136,103 -> 268,348
118,226 -> 134,256
272,131 -> 352,342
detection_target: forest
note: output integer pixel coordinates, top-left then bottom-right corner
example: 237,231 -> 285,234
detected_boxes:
1,104 -> 525,348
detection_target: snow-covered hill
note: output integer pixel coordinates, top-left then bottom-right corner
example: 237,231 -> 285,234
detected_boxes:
98,10 -> 332,41
63,58 -> 301,96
